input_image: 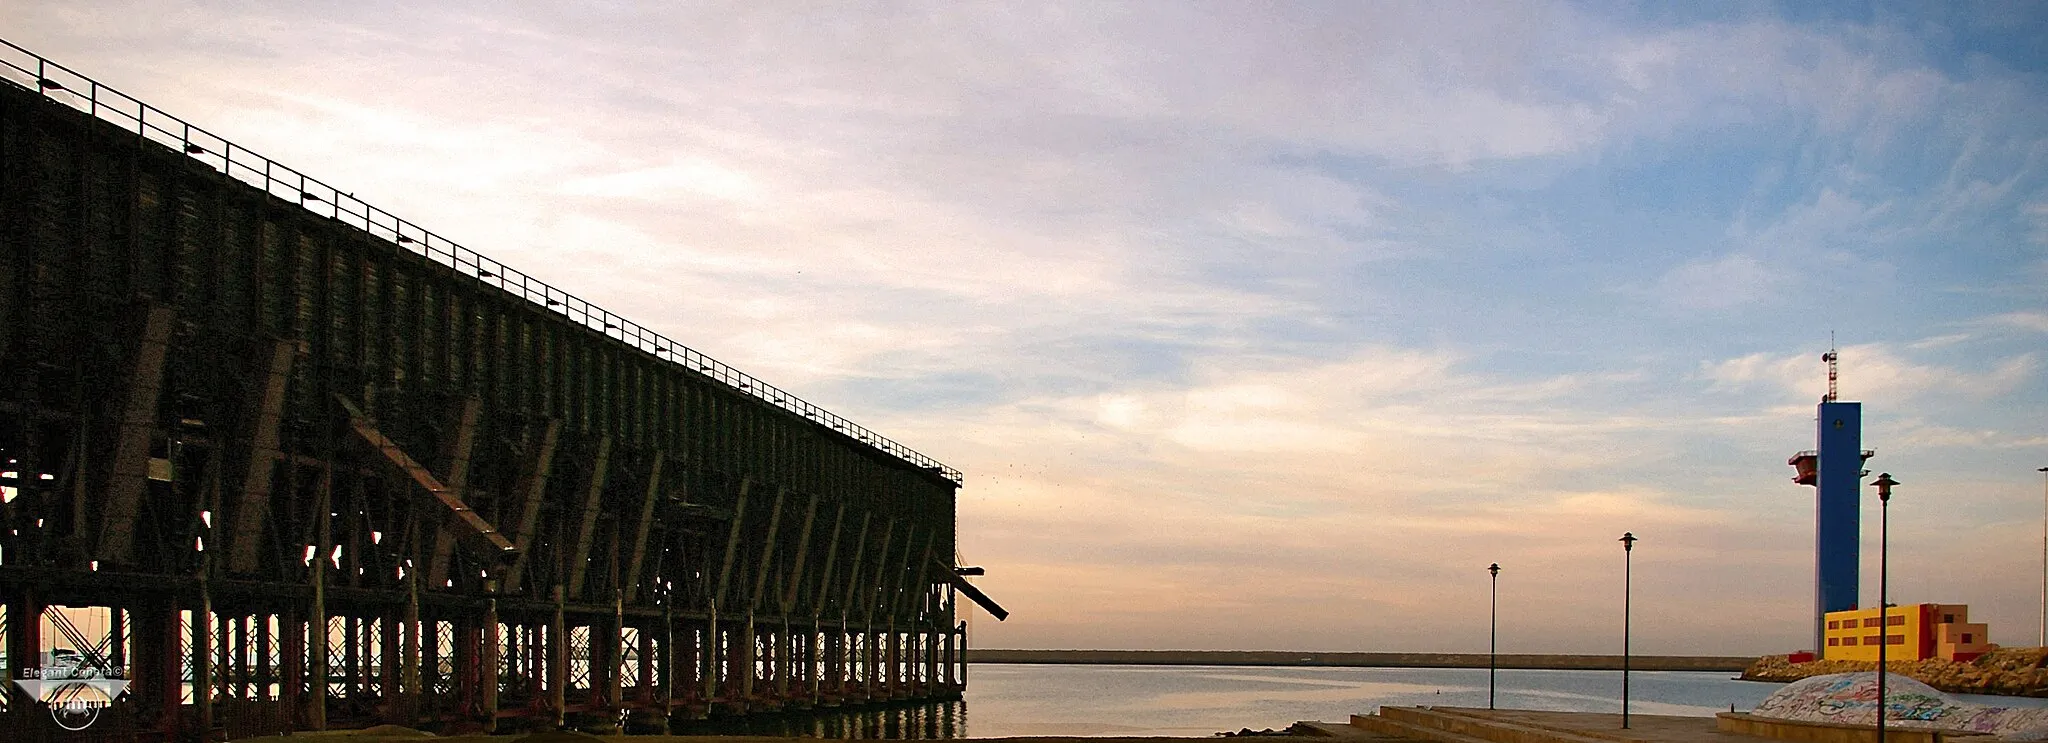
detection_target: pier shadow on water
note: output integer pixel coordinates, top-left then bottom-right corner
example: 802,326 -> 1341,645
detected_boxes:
664,701 -> 968,739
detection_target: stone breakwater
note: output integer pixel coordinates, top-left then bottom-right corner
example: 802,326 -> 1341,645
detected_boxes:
1741,647 -> 2048,698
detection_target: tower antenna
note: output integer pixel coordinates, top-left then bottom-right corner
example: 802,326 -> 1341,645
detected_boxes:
1821,333 -> 1838,402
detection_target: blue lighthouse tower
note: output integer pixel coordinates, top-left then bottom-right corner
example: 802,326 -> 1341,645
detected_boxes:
1787,350 -> 1873,652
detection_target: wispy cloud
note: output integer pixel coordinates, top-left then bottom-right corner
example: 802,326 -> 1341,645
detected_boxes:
9,1 -> 2047,655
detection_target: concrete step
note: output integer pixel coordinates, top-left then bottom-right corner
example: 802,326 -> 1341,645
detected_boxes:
1422,707 -> 1640,743
1350,711 -> 1502,743
1295,720 -> 1429,740
1372,707 -> 1616,743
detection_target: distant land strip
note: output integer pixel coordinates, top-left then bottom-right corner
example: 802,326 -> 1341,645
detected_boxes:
966,649 -> 1754,672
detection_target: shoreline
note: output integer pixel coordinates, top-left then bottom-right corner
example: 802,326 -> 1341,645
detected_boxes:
966,649 -> 1754,672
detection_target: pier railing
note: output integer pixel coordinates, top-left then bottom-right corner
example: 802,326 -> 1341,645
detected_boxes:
0,37 -> 960,484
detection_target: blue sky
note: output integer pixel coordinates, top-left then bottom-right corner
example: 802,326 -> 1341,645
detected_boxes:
9,1 -> 2046,655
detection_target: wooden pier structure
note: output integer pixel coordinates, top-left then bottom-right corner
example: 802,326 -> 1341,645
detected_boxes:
0,38 -> 1003,742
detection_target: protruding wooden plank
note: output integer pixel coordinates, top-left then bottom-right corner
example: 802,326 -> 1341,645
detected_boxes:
563,435 -> 614,599
503,419 -> 564,594
95,304 -> 175,564
935,558 -> 1009,621
227,339 -> 297,575
427,396 -> 483,588
620,455 -> 665,603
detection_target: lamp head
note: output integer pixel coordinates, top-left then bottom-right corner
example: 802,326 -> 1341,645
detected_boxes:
1873,472 -> 1898,501
1619,532 -> 1637,551
1488,563 -> 1500,577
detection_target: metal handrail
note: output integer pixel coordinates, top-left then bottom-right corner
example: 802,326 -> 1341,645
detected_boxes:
0,38 -> 961,484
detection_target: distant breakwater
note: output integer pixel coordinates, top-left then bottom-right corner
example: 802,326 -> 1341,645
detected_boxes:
966,649 -> 1753,672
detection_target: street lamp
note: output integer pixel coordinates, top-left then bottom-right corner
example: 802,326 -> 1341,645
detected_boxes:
1489,563 -> 1501,710
1873,473 -> 1898,743
2037,467 -> 2046,648
1619,532 -> 1636,730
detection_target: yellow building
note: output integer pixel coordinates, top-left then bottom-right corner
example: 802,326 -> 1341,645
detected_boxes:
1821,603 -> 1990,662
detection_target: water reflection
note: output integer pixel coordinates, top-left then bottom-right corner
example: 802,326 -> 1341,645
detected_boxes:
665,700 -> 968,739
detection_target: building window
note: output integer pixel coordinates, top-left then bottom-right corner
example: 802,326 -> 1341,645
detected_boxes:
1828,638 -> 1840,646
1844,637 -> 1858,646
1889,616 -> 1905,626
1828,620 -> 1839,629
1867,635 -> 1884,645
1864,618 -> 1881,628
1962,633 -> 1973,643
1943,614 -> 1955,623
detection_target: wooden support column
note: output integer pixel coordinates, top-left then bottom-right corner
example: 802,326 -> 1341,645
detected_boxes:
563,436 -> 614,599
738,613 -> 757,703
427,396 -> 483,588
398,572 -> 421,723
194,578 -> 215,736
380,606 -> 401,723
131,598 -> 179,736
95,304 -> 175,564
227,339 -> 296,575
549,587 -> 567,729
503,420 -> 563,595
480,599 -> 499,733
307,469 -> 331,731
5,590 -> 42,715
657,597 -> 675,731
700,602 -> 719,707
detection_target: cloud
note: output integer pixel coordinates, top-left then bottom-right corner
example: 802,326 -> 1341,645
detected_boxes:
9,2 -> 2047,657
1649,252 -> 1783,311
1700,343 -> 2037,405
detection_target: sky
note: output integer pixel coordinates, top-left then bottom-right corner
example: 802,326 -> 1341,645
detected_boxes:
6,1 -> 2047,656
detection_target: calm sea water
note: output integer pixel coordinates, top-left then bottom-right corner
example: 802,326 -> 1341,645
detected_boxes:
675,664 -> 1782,738
674,664 -> 2048,739
960,664 -> 1778,737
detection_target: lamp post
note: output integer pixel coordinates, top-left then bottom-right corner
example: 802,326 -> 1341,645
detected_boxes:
1619,532 -> 1636,730
2038,467 -> 2046,648
1873,473 -> 1897,743
1489,563 -> 1501,710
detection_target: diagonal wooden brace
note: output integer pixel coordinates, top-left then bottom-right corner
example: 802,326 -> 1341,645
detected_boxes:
94,304 -> 176,564
336,394 -> 514,555
226,339 -> 298,575
562,435 -> 614,599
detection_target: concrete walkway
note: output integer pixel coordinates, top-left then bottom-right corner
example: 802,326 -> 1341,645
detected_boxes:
1322,707 -> 1772,743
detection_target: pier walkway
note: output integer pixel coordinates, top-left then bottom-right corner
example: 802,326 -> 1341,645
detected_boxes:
1309,707 -> 1770,743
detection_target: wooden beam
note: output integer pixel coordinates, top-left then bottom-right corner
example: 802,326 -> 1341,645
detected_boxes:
563,435 -> 614,599
95,304 -> 175,564
712,479 -> 752,607
620,456 -> 665,603
854,520 -> 895,626
803,502 -> 848,618
746,486 -> 789,612
227,339 -> 297,576
778,493 -> 822,614
502,419 -> 564,595
337,395 -> 514,555
427,396 -> 484,588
